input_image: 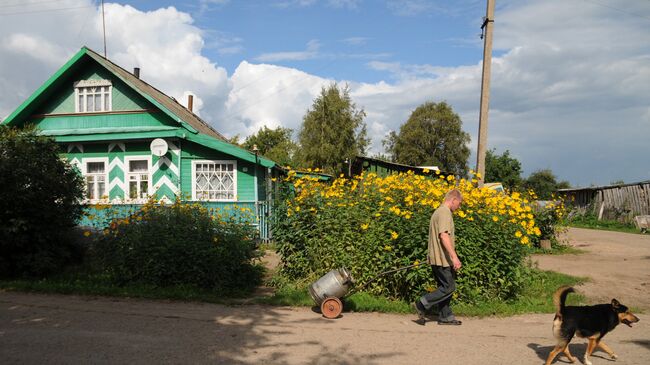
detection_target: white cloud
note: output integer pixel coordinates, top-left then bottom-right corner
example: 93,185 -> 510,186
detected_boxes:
0,1 -> 229,122
1,0 -> 648,186
222,61 -> 331,138
254,39 -> 321,62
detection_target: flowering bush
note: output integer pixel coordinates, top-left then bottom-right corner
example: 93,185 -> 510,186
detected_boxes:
532,199 -> 566,247
273,170 -> 542,302
91,199 -> 262,291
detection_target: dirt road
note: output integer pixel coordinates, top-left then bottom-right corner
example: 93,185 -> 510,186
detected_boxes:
1,228 -> 649,364
533,228 -> 650,310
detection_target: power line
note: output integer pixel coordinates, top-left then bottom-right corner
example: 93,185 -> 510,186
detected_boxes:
0,0 -> 72,9
582,0 -> 650,21
0,4 -> 93,16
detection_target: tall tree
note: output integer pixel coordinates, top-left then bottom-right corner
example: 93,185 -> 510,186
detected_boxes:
243,126 -> 297,167
485,149 -> 523,190
298,83 -> 369,174
523,169 -> 571,200
384,101 -> 470,176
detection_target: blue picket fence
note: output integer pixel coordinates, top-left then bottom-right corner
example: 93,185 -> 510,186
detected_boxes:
80,200 -> 272,241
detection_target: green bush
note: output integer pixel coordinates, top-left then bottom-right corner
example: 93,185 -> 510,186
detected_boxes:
0,126 -> 85,277
272,171 -> 539,303
92,201 -> 262,291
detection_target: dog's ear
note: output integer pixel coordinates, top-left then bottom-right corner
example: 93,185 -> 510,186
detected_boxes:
611,299 -> 620,308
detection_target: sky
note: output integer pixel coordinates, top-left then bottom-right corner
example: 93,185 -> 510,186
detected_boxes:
0,0 -> 648,187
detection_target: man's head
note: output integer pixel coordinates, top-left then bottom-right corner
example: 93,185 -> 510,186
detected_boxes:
444,189 -> 463,212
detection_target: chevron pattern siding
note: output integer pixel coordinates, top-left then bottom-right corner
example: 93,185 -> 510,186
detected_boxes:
64,140 -> 181,203
152,140 -> 180,202
108,142 -> 126,200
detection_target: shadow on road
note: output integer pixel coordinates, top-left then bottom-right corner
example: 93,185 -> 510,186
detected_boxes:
528,342 -> 620,363
0,292 -> 402,364
622,339 -> 650,351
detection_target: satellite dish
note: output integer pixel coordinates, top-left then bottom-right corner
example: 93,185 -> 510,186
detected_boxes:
150,138 -> 169,157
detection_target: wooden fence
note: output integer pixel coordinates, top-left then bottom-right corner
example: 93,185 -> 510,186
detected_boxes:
558,181 -> 650,222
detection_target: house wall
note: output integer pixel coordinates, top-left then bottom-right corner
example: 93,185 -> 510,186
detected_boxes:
63,139 -> 180,202
181,140 -> 266,202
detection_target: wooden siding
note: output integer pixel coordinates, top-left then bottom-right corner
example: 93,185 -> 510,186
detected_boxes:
29,111 -> 177,131
559,181 -> 650,222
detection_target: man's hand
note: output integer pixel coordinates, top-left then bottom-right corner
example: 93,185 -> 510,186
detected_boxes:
439,232 -> 461,271
452,257 -> 462,271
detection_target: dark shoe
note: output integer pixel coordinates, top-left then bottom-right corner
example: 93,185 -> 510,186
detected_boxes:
437,319 -> 462,325
412,301 -> 426,325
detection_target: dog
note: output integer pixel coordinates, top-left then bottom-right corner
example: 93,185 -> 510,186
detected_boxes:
545,286 -> 639,365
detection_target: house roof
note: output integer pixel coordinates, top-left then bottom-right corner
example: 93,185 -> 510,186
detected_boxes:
557,180 -> 650,193
3,47 -> 225,140
2,46 -> 276,168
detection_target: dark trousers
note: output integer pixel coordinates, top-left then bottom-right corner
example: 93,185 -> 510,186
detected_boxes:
419,265 -> 456,320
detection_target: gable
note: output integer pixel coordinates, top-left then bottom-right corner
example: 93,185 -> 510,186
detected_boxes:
35,60 -> 154,115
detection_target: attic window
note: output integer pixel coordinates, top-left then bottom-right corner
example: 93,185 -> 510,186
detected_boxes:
74,79 -> 112,113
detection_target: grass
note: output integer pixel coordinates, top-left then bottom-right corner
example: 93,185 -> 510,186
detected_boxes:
567,215 -> 643,235
1,266 -> 587,318
256,269 -> 587,317
0,269 -> 259,305
525,241 -> 585,255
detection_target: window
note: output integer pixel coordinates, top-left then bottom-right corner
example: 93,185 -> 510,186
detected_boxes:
74,80 -> 112,113
126,158 -> 150,200
192,160 -> 237,201
84,159 -> 108,201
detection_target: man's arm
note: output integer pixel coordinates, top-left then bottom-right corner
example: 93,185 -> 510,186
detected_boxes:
439,232 -> 461,271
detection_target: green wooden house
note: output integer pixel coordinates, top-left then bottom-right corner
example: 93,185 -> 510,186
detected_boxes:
2,46 -> 278,239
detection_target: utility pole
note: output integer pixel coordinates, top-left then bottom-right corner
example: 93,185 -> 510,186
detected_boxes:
101,0 -> 107,58
476,0 -> 495,187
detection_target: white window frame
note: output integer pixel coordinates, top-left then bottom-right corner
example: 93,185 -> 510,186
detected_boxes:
124,156 -> 152,202
82,157 -> 109,203
191,160 -> 237,202
74,79 -> 112,113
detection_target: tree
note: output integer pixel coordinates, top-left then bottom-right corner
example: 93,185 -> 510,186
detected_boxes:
243,126 -> 297,167
0,125 -> 85,277
523,169 -> 571,200
297,83 -> 369,175
485,149 -> 523,190
384,101 -> 470,176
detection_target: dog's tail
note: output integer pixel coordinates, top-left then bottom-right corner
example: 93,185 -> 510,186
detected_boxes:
553,286 -> 575,316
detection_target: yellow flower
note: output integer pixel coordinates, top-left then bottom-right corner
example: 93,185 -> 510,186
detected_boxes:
384,245 -> 393,251
521,236 -> 530,245
83,231 -> 91,237
390,231 -> 399,240
458,210 -> 467,218
414,260 -> 420,267
515,231 -> 522,238
361,223 -> 369,230
492,216 -> 499,222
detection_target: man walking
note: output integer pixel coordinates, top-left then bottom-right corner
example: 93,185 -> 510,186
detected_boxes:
413,189 -> 463,325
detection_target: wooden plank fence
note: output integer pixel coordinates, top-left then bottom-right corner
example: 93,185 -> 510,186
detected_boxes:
558,181 -> 650,223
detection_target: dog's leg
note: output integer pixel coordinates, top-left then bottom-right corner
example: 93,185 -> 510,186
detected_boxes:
584,337 -> 598,365
562,344 -> 577,363
545,343 -> 566,365
597,341 -> 618,360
